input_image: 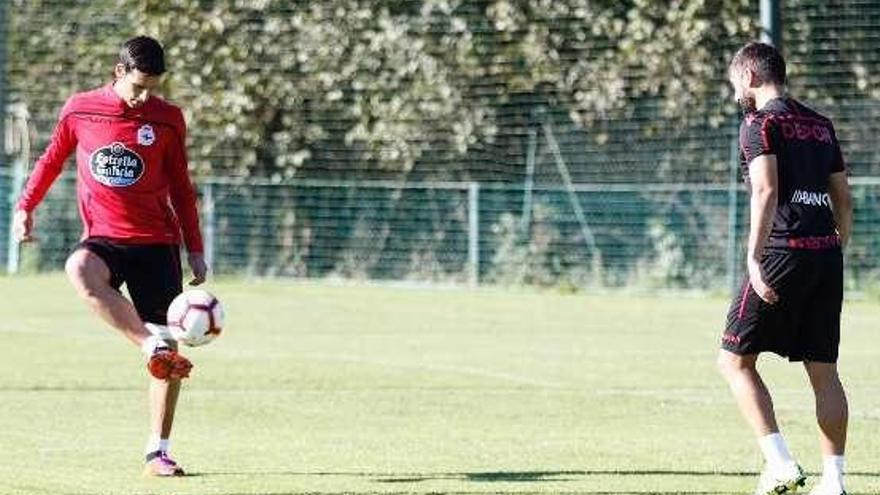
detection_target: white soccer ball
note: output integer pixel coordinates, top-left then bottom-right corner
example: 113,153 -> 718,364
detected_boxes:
167,289 -> 224,347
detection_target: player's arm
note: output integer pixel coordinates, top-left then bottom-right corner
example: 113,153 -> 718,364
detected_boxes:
827,131 -> 852,247
14,108 -> 77,242
165,110 -> 207,285
828,171 -> 852,247
746,154 -> 779,304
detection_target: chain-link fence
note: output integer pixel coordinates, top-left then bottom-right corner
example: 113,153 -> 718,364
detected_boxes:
2,1 -> 879,290
4,168 -> 880,291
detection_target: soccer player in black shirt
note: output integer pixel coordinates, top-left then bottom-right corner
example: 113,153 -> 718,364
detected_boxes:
717,42 -> 852,495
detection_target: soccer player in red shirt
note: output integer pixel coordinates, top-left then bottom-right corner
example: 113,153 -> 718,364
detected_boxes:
718,42 -> 853,495
13,36 -> 206,477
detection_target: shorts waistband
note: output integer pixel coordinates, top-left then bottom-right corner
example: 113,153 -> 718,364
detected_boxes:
784,235 -> 841,250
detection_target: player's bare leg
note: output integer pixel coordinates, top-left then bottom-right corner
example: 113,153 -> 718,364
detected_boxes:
65,249 -> 151,346
151,377 -> 182,439
66,248 -> 190,475
143,376 -> 186,476
805,361 -> 847,495
804,361 -> 848,454
718,350 -> 805,495
65,249 -> 192,380
717,350 -> 779,435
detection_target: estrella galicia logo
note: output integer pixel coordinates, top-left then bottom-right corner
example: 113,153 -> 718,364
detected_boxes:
89,142 -> 145,187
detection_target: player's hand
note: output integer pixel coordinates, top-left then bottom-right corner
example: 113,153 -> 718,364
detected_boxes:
13,209 -> 35,243
187,253 -> 208,286
747,258 -> 778,305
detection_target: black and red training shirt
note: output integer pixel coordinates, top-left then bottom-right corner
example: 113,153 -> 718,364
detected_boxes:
739,96 -> 846,249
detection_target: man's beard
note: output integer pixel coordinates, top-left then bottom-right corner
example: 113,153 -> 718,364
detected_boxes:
737,95 -> 757,114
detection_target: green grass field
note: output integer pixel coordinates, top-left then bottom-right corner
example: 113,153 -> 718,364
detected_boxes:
1,275 -> 879,495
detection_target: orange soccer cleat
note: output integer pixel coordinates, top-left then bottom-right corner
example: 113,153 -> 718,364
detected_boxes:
147,348 -> 193,380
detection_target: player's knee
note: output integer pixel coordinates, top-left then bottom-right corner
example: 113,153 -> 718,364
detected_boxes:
65,251 -> 105,300
716,351 -> 749,377
805,362 -> 842,388
716,353 -> 733,376
65,253 -> 87,285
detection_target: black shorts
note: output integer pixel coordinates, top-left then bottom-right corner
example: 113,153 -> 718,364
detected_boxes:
74,237 -> 183,325
721,248 -> 843,363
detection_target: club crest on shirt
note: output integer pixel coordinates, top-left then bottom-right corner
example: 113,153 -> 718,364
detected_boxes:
137,124 -> 156,146
89,142 -> 145,187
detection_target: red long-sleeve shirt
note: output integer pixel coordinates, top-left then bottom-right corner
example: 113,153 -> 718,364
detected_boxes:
18,84 -> 203,253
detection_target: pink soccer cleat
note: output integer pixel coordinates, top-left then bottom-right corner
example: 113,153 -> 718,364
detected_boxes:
143,450 -> 185,477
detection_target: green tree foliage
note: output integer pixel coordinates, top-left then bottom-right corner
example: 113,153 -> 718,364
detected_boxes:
6,1 -> 880,285
784,0 -> 880,175
10,0 -> 761,180
8,0 -> 124,136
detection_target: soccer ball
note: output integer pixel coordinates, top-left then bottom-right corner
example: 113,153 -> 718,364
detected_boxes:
167,289 -> 224,347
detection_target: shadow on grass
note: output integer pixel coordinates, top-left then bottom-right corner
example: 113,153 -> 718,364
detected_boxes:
198,468 -> 880,479
210,492 -> 744,495
191,469 -> 880,494
374,470 -> 755,483
202,469 -> 758,478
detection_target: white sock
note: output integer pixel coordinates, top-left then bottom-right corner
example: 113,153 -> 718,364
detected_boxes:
144,323 -> 173,340
821,455 -> 845,489
758,432 -> 796,469
146,434 -> 160,454
140,335 -> 170,357
146,435 -> 171,454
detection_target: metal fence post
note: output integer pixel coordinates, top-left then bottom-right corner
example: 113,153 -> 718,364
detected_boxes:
202,181 -> 215,271
761,0 -> 783,51
521,126 -> 537,235
468,182 -> 479,286
5,183 -> 15,275
1,0 -> 10,274
6,158 -> 23,274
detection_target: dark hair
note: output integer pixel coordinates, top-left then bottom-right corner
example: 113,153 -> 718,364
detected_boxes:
730,42 -> 786,86
118,36 -> 166,75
